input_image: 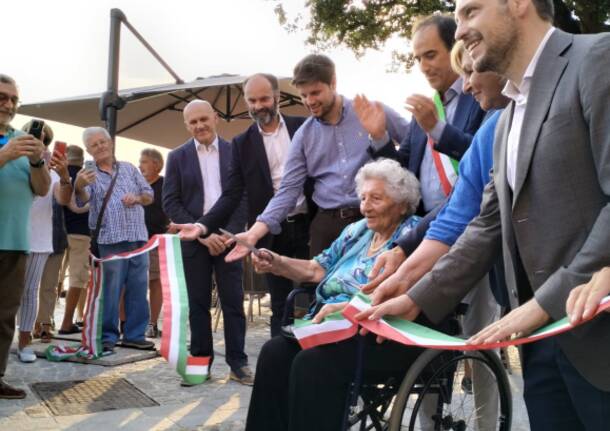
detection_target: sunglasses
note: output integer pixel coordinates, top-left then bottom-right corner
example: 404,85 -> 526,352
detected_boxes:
0,92 -> 20,107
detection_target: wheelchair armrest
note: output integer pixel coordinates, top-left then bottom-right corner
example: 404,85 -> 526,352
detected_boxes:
281,286 -> 317,327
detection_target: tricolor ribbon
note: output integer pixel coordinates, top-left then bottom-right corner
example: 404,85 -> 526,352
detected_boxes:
428,92 -> 459,196
343,291 -> 610,350
292,311 -> 358,349
47,234 -> 209,384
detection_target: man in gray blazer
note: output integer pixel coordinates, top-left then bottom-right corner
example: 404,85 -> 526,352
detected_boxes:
360,0 -> 610,429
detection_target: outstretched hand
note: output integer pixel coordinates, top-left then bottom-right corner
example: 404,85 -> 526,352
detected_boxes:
224,232 -> 258,262
312,302 -> 348,324
354,295 -> 421,343
468,299 -> 549,345
567,267 -> 610,324
361,247 -> 407,294
168,222 -> 203,241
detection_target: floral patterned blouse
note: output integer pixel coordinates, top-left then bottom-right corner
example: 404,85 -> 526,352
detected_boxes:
312,216 -> 420,308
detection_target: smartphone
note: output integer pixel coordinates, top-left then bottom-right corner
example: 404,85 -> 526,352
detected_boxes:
84,160 -> 96,172
28,120 -> 44,140
54,141 -> 67,157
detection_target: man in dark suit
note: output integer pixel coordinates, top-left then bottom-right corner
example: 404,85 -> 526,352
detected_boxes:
171,74 -> 311,337
362,1 -> 610,428
163,100 -> 252,386
363,15 -> 485,214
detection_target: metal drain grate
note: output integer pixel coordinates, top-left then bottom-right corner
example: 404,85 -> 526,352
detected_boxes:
31,377 -> 159,416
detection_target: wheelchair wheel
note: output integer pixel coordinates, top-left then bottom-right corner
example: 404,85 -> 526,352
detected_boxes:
388,349 -> 512,430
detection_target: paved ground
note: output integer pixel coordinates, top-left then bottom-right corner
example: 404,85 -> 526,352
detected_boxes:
1,295 -> 531,430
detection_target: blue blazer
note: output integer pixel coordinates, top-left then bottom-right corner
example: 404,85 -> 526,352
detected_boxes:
162,137 -> 247,239
377,92 -> 485,177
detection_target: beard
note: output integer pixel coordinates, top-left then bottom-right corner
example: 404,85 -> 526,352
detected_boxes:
249,101 -> 279,126
316,94 -> 336,121
468,17 -> 518,75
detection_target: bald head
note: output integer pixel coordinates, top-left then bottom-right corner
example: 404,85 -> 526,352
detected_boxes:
244,74 -> 280,128
183,99 -> 218,146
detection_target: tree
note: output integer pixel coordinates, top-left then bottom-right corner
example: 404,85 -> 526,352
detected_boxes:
274,0 -> 609,69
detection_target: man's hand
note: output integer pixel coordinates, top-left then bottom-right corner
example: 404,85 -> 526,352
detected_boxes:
405,95 -> 438,133
354,295 -> 421,342
362,247 -> 407,294
168,222 -> 203,241
74,168 -> 96,191
199,233 -> 226,256
353,94 -> 387,141
224,231 -> 258,262
312,302 -> 348,324
49,151 -> 69,179
468,299 -> 550,345
121,193 -> 140,207
567,267 -> 610,324
0,135 -> 45,164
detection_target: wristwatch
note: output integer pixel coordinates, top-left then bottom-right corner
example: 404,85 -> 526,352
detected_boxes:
29,158 -> 45,168
60,177 -> 72,186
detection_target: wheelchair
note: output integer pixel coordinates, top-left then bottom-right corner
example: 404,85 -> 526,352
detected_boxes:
282,288 -> 513,431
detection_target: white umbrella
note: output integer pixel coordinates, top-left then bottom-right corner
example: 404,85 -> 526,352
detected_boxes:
19,74 -> 308,149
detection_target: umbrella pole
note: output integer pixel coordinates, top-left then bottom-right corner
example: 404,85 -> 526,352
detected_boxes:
103,8 -> 123,149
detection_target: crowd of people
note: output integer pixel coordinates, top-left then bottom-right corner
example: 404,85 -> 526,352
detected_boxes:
0,0 -> 609,429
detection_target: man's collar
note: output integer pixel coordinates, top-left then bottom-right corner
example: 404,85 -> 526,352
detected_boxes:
194,135 -> 219,152
502,27 -> 556,102
257,114 -> 285,136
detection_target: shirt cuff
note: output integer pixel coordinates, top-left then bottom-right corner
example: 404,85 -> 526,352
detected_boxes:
428,120 -> 446,143
369,131 -> 391,151
194,223 -> 209,238
257,215 -> 281,235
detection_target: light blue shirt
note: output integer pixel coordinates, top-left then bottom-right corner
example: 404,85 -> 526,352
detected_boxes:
420,78 -> 463,212
257,97 -> 410,234
77,161 -> 153,244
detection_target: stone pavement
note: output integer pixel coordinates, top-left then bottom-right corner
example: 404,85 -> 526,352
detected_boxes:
1,295 -> 531,430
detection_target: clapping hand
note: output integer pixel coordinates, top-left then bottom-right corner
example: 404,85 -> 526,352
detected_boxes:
405,95 -> 439,133
353,94 -> 387,141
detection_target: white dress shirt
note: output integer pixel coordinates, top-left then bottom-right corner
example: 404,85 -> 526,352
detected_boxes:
503,27 -> 555,190
194,136 -> 222,215
258,116 -> 307,216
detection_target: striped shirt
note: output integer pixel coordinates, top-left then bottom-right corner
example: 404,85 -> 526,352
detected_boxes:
78,161 -> 152,244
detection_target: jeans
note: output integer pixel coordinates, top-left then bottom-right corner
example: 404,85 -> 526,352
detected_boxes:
98,241 -> 149,345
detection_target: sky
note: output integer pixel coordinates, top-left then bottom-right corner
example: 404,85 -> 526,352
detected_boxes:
5,0 -> 430,168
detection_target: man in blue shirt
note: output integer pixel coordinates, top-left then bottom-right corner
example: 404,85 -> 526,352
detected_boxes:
74,127 -> 154,354
0,74 -> 49,399
174,54 -> 410,259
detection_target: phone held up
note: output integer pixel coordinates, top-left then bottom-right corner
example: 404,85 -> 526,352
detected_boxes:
28,119 -> 44,140
53,141 -> 67,158
84,160 -> 96,172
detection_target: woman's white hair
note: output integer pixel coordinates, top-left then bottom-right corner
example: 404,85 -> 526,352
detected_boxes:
355,159 -> 421,215
82,127 -> 111,147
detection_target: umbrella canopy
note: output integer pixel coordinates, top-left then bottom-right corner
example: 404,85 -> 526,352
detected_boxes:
19,74 -> 309,149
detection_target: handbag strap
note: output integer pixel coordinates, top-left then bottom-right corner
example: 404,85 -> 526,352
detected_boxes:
92,162 -> 120,244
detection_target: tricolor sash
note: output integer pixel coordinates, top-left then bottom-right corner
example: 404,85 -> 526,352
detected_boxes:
46,234 -> 209,384
342,291 -> 610,351
292,311 -> 358,349
428,92 -> 459,196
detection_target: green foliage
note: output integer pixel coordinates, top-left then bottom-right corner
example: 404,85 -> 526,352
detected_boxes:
273,0 -> 609,70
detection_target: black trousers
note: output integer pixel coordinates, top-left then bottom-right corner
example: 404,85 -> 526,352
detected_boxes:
522,337 -> 610,431
182,242 -> 247,371
309,209 -> 362,257
245,334 -> 422,431
262,216 -> 310,337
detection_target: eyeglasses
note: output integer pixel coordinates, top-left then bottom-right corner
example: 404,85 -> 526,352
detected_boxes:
0,92 -> 20,107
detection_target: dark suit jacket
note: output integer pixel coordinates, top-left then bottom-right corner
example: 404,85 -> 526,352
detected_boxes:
163,137 -> 247,254
376,92 -> 485,177
197,115 -> 312,233
408,30 -> 610,390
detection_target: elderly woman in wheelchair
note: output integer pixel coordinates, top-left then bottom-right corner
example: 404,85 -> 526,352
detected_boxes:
245,159 -> 429,431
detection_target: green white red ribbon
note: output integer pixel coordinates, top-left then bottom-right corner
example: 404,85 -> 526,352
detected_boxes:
292,311 -> 358,349
428,92 -> 459,196
46,234 -> 209,384
342,291 -> 610,351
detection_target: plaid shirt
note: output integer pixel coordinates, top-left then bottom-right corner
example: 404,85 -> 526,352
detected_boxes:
78,161 -> 152,244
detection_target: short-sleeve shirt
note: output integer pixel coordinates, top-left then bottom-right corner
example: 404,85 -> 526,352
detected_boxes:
64,165 -> 90,236
0,128 -> 33,252
78,161 -> 153,244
